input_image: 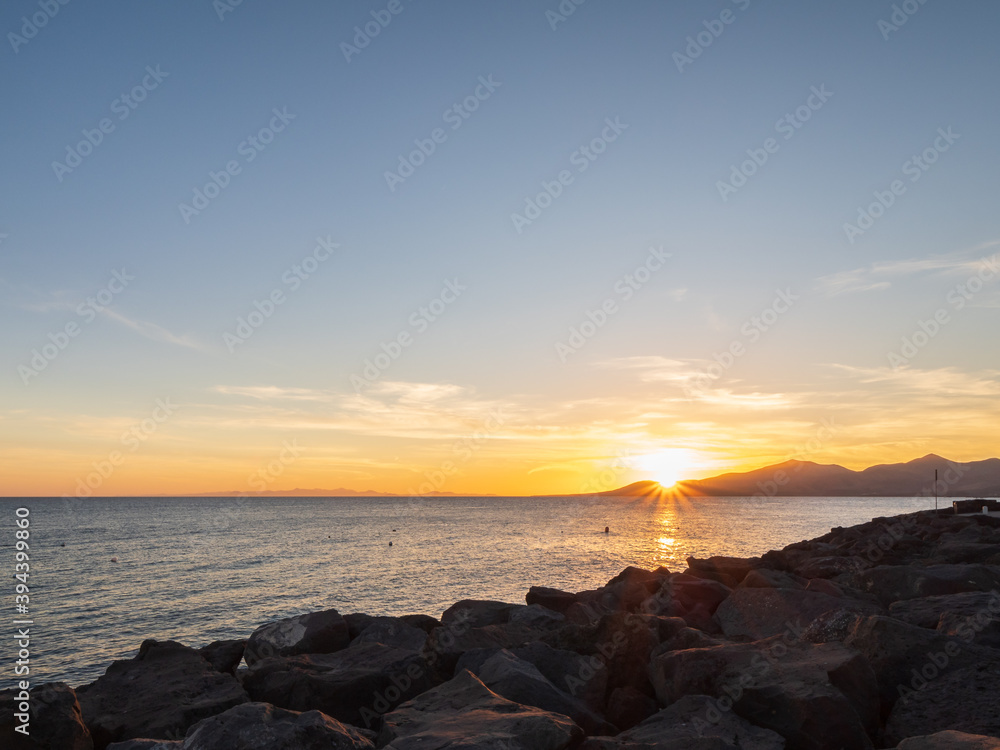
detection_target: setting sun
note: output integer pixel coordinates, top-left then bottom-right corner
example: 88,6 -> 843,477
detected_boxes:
635,449 -> 694,487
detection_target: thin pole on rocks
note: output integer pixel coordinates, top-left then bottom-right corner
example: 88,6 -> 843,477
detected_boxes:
935,469 -> 938,511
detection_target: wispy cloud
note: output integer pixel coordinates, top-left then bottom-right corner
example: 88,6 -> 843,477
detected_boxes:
815,240 -> 1000,297
101,308 -> 209,351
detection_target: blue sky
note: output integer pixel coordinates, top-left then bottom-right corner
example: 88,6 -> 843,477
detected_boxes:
2,1 -> 999,496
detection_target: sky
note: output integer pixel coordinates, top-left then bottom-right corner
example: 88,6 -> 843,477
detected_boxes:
1,1 -> 998,497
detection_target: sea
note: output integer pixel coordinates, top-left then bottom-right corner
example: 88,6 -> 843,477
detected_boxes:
0,494 -> 961,688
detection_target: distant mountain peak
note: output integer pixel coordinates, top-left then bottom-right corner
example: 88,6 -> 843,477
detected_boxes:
603,455 -> 1000,498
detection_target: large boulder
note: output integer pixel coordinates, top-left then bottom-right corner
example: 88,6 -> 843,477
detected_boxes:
844,615 -> 973,717
244,609 -> 349,666
685,556 -> 761,587
179,702 -> 373,749
896,732 -> 1000,749
853,565 -> 1000,606
352,617 -> 428,652
241,639 -> 436,731
890,591 -> 1000,647
640,574 -> 732,632
714,587 -> 881,640
0,681 -> 93,749
510,604 -> 567,630
455,642 -> 609,717
883,646 -> 1000,746
440,600 -> 520,628
76,640 -> 247,749
579,694 -> 785,749
377,669 -> 582,749
650,637 -> 879,749
474,649 -> 616,735
107,702 -> 374,750
527,586 -> 580,614
890,592 -> 998,628
739,568 -> 807,589
197,639 -> 245,675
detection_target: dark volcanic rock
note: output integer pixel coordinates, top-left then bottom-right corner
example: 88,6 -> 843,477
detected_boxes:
580,694 -> 785,749
527,586 -> 579,614
739,568 -> 807,589
603,686 -> 657,732
353,617 -> 428,651
474,649 -> 616,735
0,681 -> 93,750
883,645 -> 1000,746
76,640 -> 247,749
639,574 -> 731,633
179,701 -> 373,749
244,608 -> 350,666
441,599 -> 520,628
650,637 -> 879,749
843,615 -> 975,717
890,591 -> 1000,647
714,586 -> 881,640
399,614 -> 441,634
510,604 -> 567,629
107,702 -> 374,750
685,555 -> 761,587
422,620 -> 536,676
241,639 -> 436,731
456,640 -> 611,716
377,669 -> 582,749
896,732 -> 1000,749
801,608 -> 864,644
197,639 -> 245,675
853,564 -> 1000,606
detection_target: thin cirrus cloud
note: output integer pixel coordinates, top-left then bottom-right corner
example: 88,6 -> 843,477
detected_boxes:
815,240 -> 1000,297
100,308 -> 210,352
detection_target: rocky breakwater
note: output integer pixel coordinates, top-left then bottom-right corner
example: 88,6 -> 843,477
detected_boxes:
4,509 -> 1000,749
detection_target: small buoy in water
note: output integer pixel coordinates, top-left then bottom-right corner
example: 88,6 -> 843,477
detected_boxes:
388,541 -> 393,546
61,542 -> 66,547
392,529 -> 397,532
604,527 -> 609,534
111,557 -> 118,562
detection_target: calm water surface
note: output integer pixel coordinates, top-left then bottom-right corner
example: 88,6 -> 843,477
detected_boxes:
0,494 -> 946,687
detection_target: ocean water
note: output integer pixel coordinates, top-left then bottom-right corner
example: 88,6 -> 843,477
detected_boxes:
0,494 -> 952,688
